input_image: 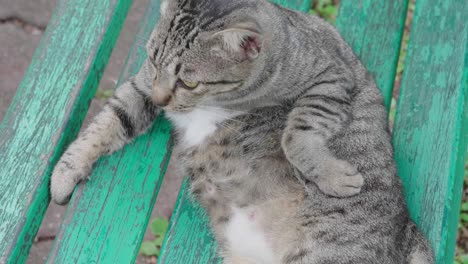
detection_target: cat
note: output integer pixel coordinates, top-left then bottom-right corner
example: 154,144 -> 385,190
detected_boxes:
50,0 -> 434,263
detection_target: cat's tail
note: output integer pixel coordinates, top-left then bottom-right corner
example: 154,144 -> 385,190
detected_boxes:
405,222 -> 434,264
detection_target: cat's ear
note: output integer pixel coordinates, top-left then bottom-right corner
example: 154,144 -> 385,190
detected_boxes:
213,22 -> 262,61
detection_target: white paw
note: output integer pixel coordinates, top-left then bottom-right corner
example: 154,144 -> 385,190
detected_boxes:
314,159 -> 364,198
50,156 -> 89,205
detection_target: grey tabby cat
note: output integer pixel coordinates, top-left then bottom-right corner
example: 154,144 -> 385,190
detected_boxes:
50,0 -> 434,263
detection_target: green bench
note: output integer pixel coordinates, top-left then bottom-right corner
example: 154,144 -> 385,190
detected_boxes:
0,0 -> 466,263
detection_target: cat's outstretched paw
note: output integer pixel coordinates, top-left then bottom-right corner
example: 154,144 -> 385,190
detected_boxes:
50,156 -> 89,205
313,159 -> 364,198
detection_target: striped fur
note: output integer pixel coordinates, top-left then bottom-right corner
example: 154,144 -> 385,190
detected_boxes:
50,0 -> 434,263
50,60 -> 158,204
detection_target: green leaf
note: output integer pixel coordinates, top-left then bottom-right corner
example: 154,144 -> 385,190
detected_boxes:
153,236 -> 165,247
461,202 -> 468,212
150,217 -> 169,236
140,241 -> 159,256
460,213 -> 468,222
95,88 -> 114,100
103,90 -> 113,97
388,98 -> 397,124
457,254 -> 468,264
322,6 -> 337,16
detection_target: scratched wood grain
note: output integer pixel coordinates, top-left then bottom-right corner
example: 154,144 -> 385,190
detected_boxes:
0,0 -> 132,263
46,0 -> 173,263
158,179 -> 221,264
273,0 -> 313,13
392,0 -> 468,263
336,0 -> 408,110
158,0 -> 408,263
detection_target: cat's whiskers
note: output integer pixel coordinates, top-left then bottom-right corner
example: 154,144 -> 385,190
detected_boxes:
216,122 -> 243,136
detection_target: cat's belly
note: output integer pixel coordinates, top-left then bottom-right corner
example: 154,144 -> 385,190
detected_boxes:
225,206 -> 276,264
170,105 -> 301,262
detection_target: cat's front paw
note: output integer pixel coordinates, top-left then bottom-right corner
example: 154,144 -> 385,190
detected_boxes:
50,156 -> 89,205
313,159 -> 364,198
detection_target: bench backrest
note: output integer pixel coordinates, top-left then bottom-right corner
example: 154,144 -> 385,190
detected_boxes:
0,0 -> 466,263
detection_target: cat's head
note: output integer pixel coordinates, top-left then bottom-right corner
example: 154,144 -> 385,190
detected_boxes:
146,0 -> 273,113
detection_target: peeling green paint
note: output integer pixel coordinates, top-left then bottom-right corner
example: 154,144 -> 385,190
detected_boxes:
393,0 -> 468,263
0,0 -> 132,263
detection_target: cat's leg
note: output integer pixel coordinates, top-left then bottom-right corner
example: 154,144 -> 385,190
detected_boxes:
50,60 -> 159,204
282,82 -> 364,198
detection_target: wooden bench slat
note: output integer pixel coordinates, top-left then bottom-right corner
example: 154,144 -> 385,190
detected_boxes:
158,1 -> 408,263
273,0 -> 313,13
48,117 -> 172,263
0,0 -> 132,262
336,0 -> 409,109
158,179 -> 221,264
392,0 -> 468,263
46,0 -> 173,263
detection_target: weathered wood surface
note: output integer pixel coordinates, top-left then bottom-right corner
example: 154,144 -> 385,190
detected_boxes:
158,180 -> 221,264
48,118 -> 172,263
392,0 -> 468,263
0,0 -> 132,263
158,0 -> 409,263
336,0 -> 408,110
47,0 -> 174,263
274,0 -> 313,13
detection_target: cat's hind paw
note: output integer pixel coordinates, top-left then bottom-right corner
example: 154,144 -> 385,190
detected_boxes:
313,159 -> 364,198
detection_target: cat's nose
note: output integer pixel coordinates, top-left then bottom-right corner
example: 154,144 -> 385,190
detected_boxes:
152,79 -> 173,107
152,89 -> 172,107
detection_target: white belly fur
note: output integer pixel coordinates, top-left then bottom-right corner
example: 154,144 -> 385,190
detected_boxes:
165,107 -> 234,147
225,207 -> 275,264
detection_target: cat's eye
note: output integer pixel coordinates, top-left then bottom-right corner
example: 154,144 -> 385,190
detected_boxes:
180,80 -> 199,89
